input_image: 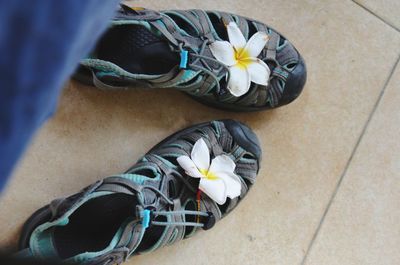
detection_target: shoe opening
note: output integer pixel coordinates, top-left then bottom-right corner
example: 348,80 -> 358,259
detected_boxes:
94,24 -> 179,75
53,193 -> 137,259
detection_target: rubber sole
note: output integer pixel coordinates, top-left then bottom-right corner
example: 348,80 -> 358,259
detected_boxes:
18,205 -> 52,250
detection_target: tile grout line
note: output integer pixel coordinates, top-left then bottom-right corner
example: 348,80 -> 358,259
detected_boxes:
300,53 -> 400,265
351,0 -> 400,33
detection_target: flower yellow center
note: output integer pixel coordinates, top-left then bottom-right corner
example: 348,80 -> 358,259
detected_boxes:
200,169 -> 218,180
234,47 -> 252,69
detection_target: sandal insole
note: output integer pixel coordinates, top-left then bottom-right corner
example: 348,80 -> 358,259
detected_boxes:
53,194 -> 138,259
95,25 -> 179,75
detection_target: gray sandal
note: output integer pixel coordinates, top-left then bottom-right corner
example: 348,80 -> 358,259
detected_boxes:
17,120 -> 261,264
74,5 -> 306,111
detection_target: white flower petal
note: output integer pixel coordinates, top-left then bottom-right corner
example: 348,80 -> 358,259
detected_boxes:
209,41 -> 236,67
199,178 -> 227,205
227,65 -> 251,97
217,172 -> 242,199
209,155 -> 236,174
227,22 -> 246,50
191,138 -> 210,171
246,58 -> 270,86
244,32 -> 269,58
177,156 -> 204,178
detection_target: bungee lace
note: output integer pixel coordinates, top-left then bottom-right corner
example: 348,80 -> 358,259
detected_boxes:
177,41 -> 230,95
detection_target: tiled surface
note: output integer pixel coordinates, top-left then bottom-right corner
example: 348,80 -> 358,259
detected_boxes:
304,61 -> 400,265
354,0 -> 400,30
0,0 -> 399,265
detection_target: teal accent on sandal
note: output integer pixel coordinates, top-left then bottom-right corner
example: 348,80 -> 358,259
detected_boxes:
142,210 -> 151,229
81,59 -> 163,80
112,19 -> 152,30
96,71 -> 119,78
180,70 -> 198,83
179,50 -> 188,69
117,173 -> 150,185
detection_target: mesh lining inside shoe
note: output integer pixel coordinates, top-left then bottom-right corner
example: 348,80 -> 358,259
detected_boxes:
95,25 -> 179,75
53,194 -> 137,259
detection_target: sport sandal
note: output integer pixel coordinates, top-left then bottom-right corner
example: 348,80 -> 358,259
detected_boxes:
74,5 -> 307,111
17,120 -> 261,264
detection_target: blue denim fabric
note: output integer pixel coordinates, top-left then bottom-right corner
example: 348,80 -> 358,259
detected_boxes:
0,1 -> 121,190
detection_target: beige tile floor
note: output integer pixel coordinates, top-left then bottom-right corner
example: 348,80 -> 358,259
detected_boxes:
0,0 -> 399,264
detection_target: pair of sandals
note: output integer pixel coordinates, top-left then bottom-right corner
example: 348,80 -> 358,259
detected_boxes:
16,5 -> 307,265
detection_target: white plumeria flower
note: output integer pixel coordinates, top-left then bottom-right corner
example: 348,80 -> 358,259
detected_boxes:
209,22 -> 270,97
177,138 -> 242,205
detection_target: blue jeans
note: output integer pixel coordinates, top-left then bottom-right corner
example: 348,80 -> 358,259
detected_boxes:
0,0 -> 121,190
